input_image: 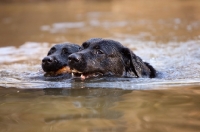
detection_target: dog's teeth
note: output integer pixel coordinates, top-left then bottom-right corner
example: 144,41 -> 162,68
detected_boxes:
81,74 -> 86,80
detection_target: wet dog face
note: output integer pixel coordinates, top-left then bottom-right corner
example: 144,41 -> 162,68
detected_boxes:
68,38 -> 156,79
42,43 -> 80,76
68,38 -> 125,78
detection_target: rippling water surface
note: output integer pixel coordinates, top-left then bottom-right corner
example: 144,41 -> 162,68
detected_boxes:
0,0 -> 200,132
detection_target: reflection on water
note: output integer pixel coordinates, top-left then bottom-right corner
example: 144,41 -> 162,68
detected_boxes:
1,86 -> 200,132
0,0 -> 200,132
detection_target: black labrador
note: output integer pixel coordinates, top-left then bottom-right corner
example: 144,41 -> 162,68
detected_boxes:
42,43 -> 80,76
68,38 -> 156,79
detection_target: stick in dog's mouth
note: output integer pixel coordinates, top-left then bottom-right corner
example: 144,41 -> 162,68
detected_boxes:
55,66 -> 71,74
44,66 -> 72,77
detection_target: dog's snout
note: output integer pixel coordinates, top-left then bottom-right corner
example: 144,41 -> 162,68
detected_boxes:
68,54 -> 81,63
42,56 -> 54,65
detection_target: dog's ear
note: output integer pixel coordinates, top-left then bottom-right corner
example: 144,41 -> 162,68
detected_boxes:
121,47 -> 155,78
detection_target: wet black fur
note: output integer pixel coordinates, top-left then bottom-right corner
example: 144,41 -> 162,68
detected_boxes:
68,38 -> 156,78
42,43 -> 80,73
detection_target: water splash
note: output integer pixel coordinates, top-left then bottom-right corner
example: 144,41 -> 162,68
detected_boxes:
0,39 -> 200,89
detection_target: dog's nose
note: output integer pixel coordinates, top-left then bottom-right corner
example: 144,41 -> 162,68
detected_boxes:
42,56 -> 54,65
68,54 -> 81,63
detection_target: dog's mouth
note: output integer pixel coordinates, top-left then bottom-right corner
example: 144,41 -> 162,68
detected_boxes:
44,66 -> 72,77
71,69 -> 103,80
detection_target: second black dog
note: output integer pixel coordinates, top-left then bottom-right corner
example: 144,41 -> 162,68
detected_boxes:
42,43 -> 80,76
68,38 -> 156,79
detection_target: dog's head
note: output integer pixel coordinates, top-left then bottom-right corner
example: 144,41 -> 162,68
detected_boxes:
42,43 -> 80,76
68,38 -> 125,78
68,38 -> 156,79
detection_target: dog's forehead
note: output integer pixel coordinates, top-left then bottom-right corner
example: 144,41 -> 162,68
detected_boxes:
52,44 -> 64,49
87,38 -> 103,43
89,39 -> 123,50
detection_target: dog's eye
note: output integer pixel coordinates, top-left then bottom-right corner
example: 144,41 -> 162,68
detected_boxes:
96,49 -> 104,54
79,47 -> 83,51
47,47 -> 56,55
62,48 -> 68,54
82,42 -> 89,49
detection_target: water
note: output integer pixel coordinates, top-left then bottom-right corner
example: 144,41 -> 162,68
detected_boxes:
0,0 -> 200,132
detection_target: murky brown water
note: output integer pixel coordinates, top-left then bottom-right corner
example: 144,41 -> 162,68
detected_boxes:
0,0 -> 200,132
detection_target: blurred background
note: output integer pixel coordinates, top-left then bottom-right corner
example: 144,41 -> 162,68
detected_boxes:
0,0 -> 200,47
